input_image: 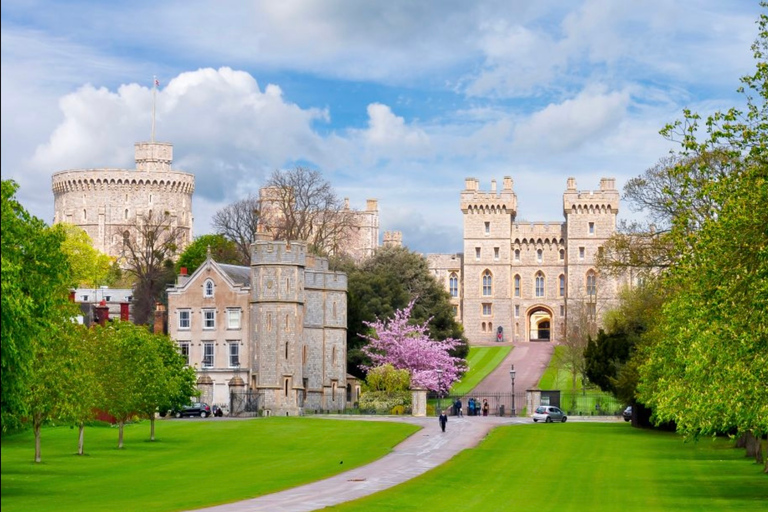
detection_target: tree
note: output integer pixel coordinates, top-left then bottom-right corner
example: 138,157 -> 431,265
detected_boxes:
261,167 -> 356,257
358,364 -> 412,414
340,245 -> 468,377
636,6 -> 768,470
360,300 -> 466,393
55,223 -> 119,288
121,210 -> 183,327
176,234 -> 241,275
1,180 -> 75,433
212,195 -> 260,265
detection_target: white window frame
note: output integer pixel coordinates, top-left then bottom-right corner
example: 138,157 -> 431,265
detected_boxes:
203,309 -> 215,330
482,303 -> 492,316
228,342 -> 240,368
204,279 -> 214,298
227,308 -> 241,330
179,342 -> 190,366
514,275 -> 521,297
202,342 -> 214,368
449,273 -> 459,298
178,309 -> 191,330
482,271 -> 492,296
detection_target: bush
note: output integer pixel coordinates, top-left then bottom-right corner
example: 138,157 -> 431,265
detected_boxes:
358,391 -> 411,414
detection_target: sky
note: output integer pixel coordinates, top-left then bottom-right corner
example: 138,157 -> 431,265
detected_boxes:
1,1 -> 762,254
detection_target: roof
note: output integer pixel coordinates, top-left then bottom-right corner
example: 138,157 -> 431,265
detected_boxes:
217,263 -> 251,287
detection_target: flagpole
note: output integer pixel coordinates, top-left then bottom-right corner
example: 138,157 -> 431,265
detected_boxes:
151,76 -> 157,142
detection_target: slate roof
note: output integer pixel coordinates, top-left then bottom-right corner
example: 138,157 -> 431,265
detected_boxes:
218,263 -> 251,287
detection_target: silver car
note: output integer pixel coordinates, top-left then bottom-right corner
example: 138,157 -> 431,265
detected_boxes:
532,405 -> 567,423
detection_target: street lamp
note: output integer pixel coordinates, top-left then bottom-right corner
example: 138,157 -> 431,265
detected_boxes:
436,369 -> 443,415
509,365 -> 516,416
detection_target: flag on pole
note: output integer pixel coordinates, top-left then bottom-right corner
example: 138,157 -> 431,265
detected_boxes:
154,78 -> 160,87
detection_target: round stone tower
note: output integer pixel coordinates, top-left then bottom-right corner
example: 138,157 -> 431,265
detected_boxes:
51,141 -> 195,262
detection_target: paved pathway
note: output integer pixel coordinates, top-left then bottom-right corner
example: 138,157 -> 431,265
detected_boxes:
194,340 -> 572,511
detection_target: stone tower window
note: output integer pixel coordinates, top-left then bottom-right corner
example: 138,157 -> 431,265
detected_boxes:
124,208 -> 128,220
484,221 -> 490,234
285,341 -> 289,360
559,275 -> 566,297
586,271 -> 597,296
514,275 -> 521,297
514,249 -> 520,261
579,247 -> 585,260
449,273 -> 458,297
482,270 -> 493,296
83,209 -> 87,221
494,247 -> 500,260
482,303 -> 492,315
332,346 -> 337,364
559,249 -> 565,261
475,247 -> 481,260
589,222 -> 595,235
303,345 -> 307,364
535,272 -> 545,298
537,249 -> 543,263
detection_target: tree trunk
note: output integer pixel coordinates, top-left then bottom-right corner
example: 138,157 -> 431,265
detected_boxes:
118,420 -> 125,449
78,423 -> 85,455
735,433 -> 747,449
150,415 -> 155,441
34,418 -> 42,463
745,431 -> 758,458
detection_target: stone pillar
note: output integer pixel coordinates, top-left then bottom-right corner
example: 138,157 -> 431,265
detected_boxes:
411,388 -> 427,417
197,375 -> 214,405
527,389 -> 541,417
228,376 -> 245,416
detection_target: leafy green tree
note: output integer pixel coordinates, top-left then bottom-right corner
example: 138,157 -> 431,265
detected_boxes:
55,223 -> 117,288
338,245 -> 467,378
1,180 -> 75,433
636,6 -> 768,469
176,234 -> 242,275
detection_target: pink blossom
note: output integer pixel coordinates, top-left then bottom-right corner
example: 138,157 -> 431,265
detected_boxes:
360,300 -> 466,393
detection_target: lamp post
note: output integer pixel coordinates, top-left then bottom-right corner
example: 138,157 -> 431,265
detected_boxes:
510,365 -> 516,416
436,369 -> 443,415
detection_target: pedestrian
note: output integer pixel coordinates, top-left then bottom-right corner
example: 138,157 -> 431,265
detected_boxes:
468,398 -> 475,416
454,398 -> 463,417
439,411 -> 448,432
482,399 -> 489,417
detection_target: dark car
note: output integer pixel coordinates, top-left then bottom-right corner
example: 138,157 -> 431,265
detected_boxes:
175,403 -> 212,418
622,405 -> 632,422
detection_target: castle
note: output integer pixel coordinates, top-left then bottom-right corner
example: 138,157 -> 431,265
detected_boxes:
166,239 -> 351,415
51,141 -> 195,263
428,176 -> 623,344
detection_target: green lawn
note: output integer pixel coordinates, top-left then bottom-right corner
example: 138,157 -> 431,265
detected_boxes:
0,417 -> 418,512
328,423 -> 768,512
451,345 -> 512,395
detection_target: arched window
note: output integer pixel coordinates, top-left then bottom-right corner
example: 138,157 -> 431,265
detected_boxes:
559,274 -> 566,297
535,272 -> 545,298
586,271 -> 597,296
559,249 -> 565,261
204,279 -> 214,298
449,272 -> 458,297
514,275 -> 521,297
537,249 -> 543,263
482,270 -> 493,296
514,249 -> 520,261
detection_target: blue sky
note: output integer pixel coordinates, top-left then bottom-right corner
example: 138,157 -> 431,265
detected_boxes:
1,1 -> 762,254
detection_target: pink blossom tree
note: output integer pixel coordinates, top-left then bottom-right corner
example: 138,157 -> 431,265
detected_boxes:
360,300 -> 466,393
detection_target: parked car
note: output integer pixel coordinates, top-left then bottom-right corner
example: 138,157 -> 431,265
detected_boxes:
532,405 -> 567,423
174,403 -> 212,418
622,405 -> 632,422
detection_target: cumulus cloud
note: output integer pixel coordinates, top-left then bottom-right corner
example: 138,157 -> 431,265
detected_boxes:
512,87 -> 630,152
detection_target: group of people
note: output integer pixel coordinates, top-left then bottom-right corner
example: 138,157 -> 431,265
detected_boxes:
440,397 -> 490,432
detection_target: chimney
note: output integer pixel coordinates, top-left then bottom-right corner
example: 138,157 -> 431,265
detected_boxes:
120,302 -> 130,322
177,266 -> 190,287
153,302 -> 167,335
94,300 -> 110,326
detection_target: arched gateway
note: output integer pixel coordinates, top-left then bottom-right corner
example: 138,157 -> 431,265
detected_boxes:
528,306 -> 553,341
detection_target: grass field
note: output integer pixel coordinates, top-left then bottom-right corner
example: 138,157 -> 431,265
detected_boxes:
0,417 -> 418,512
328,422 -> 768,512
451,345 -> 512,395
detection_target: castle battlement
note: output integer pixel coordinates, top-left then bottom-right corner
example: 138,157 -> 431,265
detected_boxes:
460,177 -> 517,214
251,240 -> 307,266
563,177 -> 620,214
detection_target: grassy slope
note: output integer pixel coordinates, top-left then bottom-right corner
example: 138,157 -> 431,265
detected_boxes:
328,423 -> 767,512
451,346 -> 512,395
0,417 -> 418,512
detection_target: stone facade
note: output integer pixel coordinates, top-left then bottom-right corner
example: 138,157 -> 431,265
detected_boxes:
51,141 -> 194,263
258,187 -> 379,263
167,240 -> 348,415
428,176 -> 624,344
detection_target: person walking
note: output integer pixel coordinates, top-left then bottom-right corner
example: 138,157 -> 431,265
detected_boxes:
454,398 -> 463,417
482,399 -> 489,417
439,411 -> 448,432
